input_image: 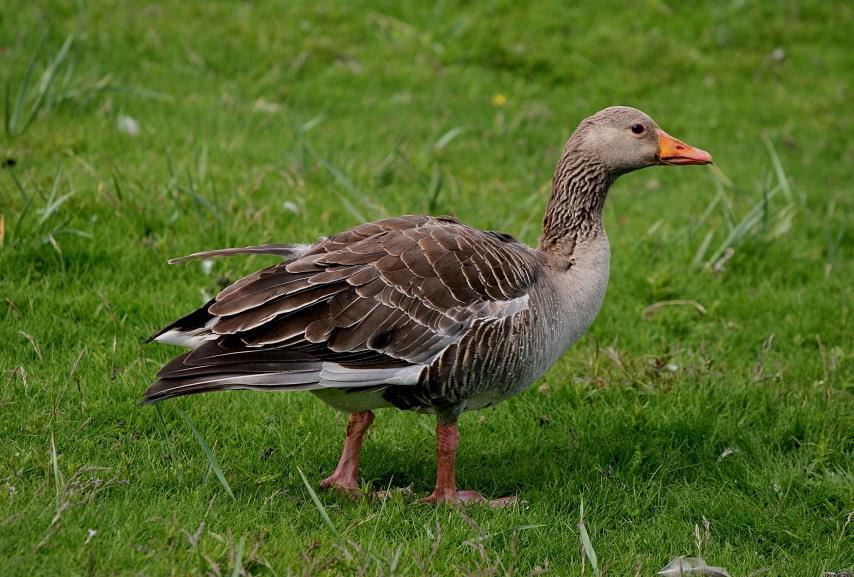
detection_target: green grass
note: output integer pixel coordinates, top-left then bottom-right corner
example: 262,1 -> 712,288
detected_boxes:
1,1 -> 851,575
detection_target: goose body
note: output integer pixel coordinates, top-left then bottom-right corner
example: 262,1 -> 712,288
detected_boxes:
147,217 -> 607,415
145,106 -> 711,504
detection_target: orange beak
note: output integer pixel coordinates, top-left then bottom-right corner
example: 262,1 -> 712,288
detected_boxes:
656,129 -> 713,165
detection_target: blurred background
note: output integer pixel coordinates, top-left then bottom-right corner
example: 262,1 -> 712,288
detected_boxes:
1,1 -> 851,575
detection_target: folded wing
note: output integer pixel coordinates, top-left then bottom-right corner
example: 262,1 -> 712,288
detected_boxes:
144,215 -> 541,403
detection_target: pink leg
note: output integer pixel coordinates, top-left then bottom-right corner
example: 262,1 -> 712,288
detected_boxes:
320,411 -> 374,494
421,421 -> 516,508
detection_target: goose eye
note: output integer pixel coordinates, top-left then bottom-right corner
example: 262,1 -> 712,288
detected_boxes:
630,124 -> 645,135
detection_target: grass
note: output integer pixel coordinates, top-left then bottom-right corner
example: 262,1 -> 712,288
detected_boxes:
0,0 -> 851,575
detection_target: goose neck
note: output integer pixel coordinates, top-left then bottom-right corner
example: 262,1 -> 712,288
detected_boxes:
538,152 -> 613,257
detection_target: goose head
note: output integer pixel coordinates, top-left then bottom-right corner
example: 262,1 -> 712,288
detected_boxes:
569,106 -> 713,176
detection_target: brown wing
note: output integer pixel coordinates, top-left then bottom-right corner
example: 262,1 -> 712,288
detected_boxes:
193,215 -> 541,366
144,215 -> 542,403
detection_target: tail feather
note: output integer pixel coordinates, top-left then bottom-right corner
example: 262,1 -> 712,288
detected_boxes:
143,369 -> 322,403
146,243 -> 312,345
145,299 -> 215,345
143,341 -> 325,403
168,244 -> 310,264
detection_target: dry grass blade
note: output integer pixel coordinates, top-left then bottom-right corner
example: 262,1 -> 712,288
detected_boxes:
176,407 -> 234,499
19,331 -> 43,360
642,300 -> 708,319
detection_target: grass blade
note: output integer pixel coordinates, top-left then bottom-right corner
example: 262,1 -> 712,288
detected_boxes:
231,536 -> 245,577
50,432 -> 64,510
296,466 -> 340,538
177,407 -> 234,499
3,77 -> 11,134
308,144 -> 390,221
22,34 -> 75,133
7,165 -> 31,203
316,157 -> 370,222
427,162 -> 443,212
434,126 -> 466,151
8,39 -> 41,134
689,184 -> 723,238
7,175 -> 34,246
300,114 -> 325,132
37,161 -> 72,224
578,500 -> 600,575
691,228 -> 715,268
95,84 -> 173,102
4,34 -> 163,137
706,188 -> 775,265
763,134 -> 793,204
35,35 -> 75,98
153,404 -> 184,483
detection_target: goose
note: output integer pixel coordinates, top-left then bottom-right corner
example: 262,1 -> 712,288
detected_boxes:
144,106 -> 712,506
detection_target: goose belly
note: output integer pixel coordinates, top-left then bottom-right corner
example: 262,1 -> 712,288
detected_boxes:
311,388 -> 394,413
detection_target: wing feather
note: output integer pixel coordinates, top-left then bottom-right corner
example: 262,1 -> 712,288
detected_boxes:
146,215 -> 542,402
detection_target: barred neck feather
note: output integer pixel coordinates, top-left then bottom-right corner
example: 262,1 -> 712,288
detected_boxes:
538,144 -> 614,256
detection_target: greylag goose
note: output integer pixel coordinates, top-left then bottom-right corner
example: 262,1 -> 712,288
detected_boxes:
144,106 -> 712,506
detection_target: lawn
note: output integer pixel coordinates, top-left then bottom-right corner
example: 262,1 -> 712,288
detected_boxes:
1,1 -> 851,575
